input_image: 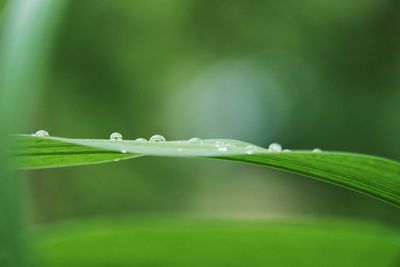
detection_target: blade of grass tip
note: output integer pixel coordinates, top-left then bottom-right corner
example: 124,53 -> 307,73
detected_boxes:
0,0 -> 67,266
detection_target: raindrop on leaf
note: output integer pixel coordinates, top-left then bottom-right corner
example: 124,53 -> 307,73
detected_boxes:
33,130 -> 49,137
149,134 -> 166,143
268,143 -> 282,153
110,132 -> 122,141
188,137 -> 204,145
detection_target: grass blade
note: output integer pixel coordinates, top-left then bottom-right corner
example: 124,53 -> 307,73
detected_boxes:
13,134 -> 400,207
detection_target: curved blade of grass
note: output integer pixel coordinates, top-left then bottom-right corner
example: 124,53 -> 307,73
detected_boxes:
12,134 -> 400,207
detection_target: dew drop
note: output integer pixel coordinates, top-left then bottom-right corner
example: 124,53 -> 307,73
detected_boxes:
110,132 -> 122,141
215,141 -> 228,152
149,134 -> 166,143
33,130 -> 49,137
218,146 -> 228,152
268,143 -> 282,153
134,138 -> 148,143
313,148 -> 322,153
121,149 -> 128,154
283,149 -> 291,152
245,145 -> 258,155
188,137 -> 204,145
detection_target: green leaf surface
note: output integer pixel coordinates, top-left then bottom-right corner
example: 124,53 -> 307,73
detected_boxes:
12,134 -> 400,207
32,218 -> 400,267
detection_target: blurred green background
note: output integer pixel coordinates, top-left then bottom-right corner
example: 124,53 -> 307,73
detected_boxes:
18,0 -> 400,224
1,0 -> 400,266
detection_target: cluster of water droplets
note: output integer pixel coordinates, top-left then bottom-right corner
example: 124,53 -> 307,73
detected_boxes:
109,132 -> 168,153
265,142 -> 322,153
109,132 -> 168,144
106,132 -> 325,157
32,130 -> 323,155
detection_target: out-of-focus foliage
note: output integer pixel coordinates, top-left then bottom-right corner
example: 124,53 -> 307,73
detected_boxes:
21,0 -> 400,226
0,0 -> 66,266
32,218 -> 400,267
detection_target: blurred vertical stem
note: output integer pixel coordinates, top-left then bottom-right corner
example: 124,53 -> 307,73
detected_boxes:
0,0 -> 66,266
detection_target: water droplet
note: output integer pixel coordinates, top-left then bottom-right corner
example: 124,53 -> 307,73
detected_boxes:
188,137 -> 204,145
218,146 -> 227,152
33,130 -> 49,137
149,134 -> 166,143
110,132 -> 122,141
268,143 -> 282,153
215,141 -> 228,152
245,145 -> 258,155
283,149 -> 291,152
313,148 -> 322,153
121,149 -> 128,154
134,138 -> 148,143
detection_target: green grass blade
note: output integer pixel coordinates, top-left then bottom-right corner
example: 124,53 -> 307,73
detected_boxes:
13,134 -> 400,207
